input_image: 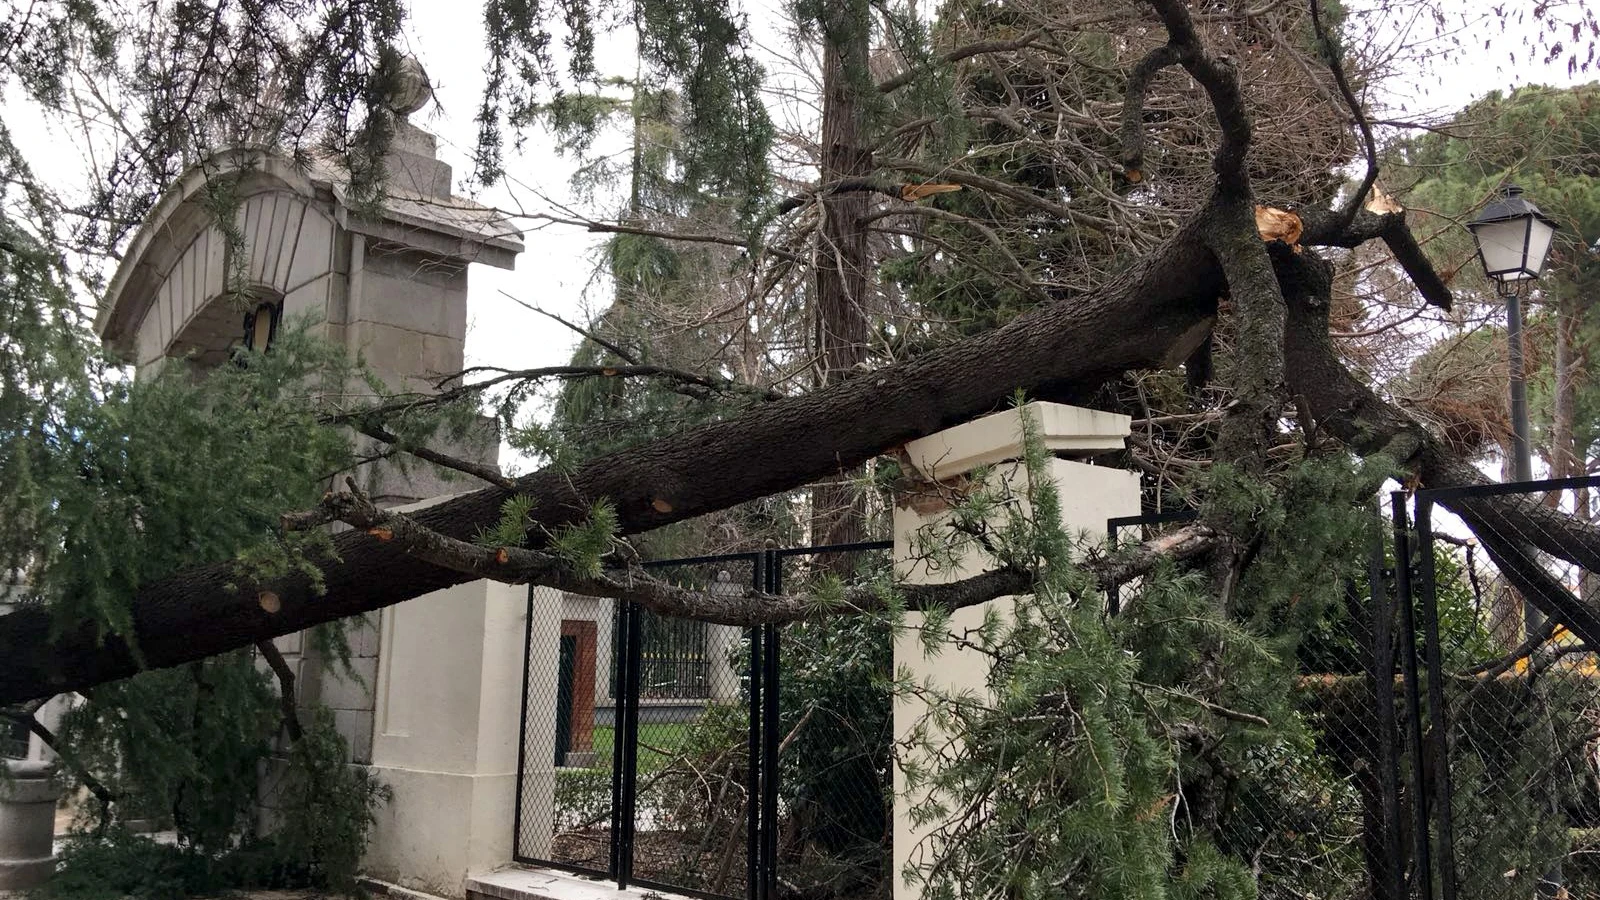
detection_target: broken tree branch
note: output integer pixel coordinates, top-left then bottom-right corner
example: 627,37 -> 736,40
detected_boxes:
1145,0 -> 1252,192
877,31 -> 1048,95
255,640 -> 304,743
1308,0 -> 1378,234
350,420 -> 514,490
1276,247 -> 1600,645
0,707 -> 117,810
1120,44 -> 1182,182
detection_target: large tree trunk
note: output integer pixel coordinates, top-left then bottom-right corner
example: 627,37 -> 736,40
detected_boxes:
810,2 -> 873,551
0,220 -> 1220,705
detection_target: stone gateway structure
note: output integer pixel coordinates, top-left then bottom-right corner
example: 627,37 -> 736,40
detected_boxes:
90,67 -> 547,895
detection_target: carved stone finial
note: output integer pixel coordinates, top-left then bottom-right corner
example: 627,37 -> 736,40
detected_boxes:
387,56 -> 433,118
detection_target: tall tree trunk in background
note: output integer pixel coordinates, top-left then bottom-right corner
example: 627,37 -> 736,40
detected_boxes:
1551,297 -> 1580,482
1552,296 -> 1597,604
811,1 -> 872,552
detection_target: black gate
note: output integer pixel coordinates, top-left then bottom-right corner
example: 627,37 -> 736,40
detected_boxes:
1402,475 -> 1600,900
514,542 -> 893,900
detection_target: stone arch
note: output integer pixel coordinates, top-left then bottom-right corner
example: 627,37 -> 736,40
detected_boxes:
167,282 -> 284,367
99,150 -> 344,368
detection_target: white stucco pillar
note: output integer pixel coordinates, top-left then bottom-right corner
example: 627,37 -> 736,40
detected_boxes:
708,572 -> 745,701
890,403 -> 1139,900
360,553 -> 556,896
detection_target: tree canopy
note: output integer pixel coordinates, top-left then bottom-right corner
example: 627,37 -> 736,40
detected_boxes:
0,0 -> 1594,706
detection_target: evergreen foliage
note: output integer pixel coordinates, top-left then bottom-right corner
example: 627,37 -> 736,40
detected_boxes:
477,0 -> 772,216
1390,83 -> 1600,474
0,316 -> 358,643
41,663 -> 390,897
2,0 -> 1597,896
897,405 -> 1390,899
0,207 -> 390,891
1,0 -> 409,255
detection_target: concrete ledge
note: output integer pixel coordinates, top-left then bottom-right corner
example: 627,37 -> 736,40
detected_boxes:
903,402 -> 1129,481
361,875 -> 455,900
0,857 -> 52,887
467,868 -> 699,900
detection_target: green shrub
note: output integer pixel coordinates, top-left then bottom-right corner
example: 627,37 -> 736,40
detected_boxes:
40,670 -> 389,898
266,707 -> 392,893
31,831 -> 230,900
555,767 -> 613,831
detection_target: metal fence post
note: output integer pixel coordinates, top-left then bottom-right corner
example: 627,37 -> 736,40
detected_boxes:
761,549 -> 782,900
616,601 -> 643,890
1392,492 -> 1434,900
1368,517 -> 1407,900
1107,520 -> 1122,616
511,585 -> 536,864
747,554 -> 764,900
1414,498 -> 1459,900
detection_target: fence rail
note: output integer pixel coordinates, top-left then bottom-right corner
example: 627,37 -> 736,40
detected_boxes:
1410,475 -> 1600,900
1108,481 -> 1600,900
514,542 -> 892,900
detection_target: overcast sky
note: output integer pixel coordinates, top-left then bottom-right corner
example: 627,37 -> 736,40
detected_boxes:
399,0 -> 807,469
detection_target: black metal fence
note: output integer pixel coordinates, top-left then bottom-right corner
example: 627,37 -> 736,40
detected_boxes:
1109,480 -> 1600,900
514,542 -> 893,900
515,478 -> 1600,900
1406,476 -> 1600,900
1110,507 -> 1408,899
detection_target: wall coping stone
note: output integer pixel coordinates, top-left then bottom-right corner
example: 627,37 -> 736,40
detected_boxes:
902,401 -> 1130,481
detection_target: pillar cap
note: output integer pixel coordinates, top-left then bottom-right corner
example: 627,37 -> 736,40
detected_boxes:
903,402 -> 1129,482
1,760 -> 51,779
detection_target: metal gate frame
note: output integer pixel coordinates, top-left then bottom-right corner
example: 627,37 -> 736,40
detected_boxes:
513,541 -> 892,900
1403,475 -> 1600,900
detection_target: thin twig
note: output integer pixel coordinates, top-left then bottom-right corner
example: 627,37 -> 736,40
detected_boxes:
1309,0 -> 1378,233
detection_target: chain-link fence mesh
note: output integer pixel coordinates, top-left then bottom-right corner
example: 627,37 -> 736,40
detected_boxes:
1112,512 -> 1407,900
514,548 -> 892,900
773,546 -> 894,900
623,556 -> 758,898
1416,480 -> 1600,900
1271,574 -> 1407,900
515,584 -> 620,876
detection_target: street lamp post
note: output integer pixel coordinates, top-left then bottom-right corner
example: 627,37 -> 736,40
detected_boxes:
1467,183 -> 1564,900
1467,184 -> 1561,632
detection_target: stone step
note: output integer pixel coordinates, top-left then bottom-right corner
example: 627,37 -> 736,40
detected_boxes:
361,876 -> 456,900
467,867 -> 700,900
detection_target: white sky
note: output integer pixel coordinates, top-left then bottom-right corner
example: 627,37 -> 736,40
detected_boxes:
401,0 -> 808,465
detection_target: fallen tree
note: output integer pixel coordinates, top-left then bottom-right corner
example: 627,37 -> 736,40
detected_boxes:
3,0 -> 1598,707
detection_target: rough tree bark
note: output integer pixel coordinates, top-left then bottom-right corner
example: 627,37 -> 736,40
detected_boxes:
810,0 -> 873,551
1,224 -> 1220,704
